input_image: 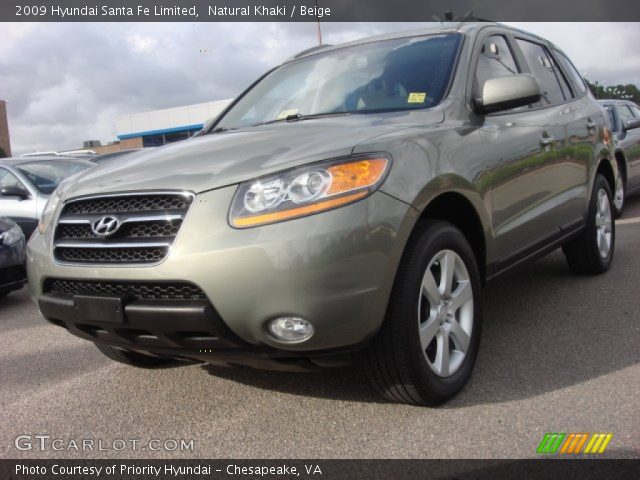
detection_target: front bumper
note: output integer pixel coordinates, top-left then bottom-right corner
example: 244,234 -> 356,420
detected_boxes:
28,186 -> 416,358
38,292 -> 250,360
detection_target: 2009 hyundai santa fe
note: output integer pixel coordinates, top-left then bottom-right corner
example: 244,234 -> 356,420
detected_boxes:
28,23 -> 617,405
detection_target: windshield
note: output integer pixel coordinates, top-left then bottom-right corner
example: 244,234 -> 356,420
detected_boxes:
16,161 -> 91,194
217,33 -> 462,130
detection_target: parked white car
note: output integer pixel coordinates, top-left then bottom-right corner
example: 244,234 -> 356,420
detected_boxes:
0,157 -> 94,238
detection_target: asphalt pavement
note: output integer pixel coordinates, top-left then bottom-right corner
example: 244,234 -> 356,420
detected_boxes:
2,198 -> 639,459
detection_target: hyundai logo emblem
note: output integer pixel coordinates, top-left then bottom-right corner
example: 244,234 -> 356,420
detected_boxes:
91,216 -> 121,237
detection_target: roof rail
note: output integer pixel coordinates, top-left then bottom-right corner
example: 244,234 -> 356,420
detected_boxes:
433,11 -> 493,22
288,44 -> 332,61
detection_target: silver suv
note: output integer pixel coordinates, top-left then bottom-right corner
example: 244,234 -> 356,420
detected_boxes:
28,23 -> 617,405
599,99 -> 640,217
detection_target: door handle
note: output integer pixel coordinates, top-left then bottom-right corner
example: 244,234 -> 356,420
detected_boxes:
541,134 -> 555,146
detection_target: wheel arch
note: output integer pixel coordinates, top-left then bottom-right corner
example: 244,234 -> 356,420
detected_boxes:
596,155 -> 616,194
409,185 -> 489,281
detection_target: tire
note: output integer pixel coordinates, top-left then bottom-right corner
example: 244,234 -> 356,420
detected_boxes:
563,173 -> 615,274
613,161 -> 625,218
95,343 -> 178,369
360,220 -> 482,406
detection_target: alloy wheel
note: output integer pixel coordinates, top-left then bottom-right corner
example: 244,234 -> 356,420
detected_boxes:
418,249 -> 474,377
595,188 -> 613,258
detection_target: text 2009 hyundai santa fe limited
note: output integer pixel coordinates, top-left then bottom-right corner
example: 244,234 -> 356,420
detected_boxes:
28,23 -> 617,405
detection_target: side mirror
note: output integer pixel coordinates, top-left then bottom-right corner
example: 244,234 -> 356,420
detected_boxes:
623,118 -> 640,131
476,74 -> 542,114
0,186 -> 30,200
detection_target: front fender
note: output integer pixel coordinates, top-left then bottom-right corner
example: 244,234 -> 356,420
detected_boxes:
353,127 -> 492,263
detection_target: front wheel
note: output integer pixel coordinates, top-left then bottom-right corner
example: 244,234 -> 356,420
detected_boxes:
360,220 -> 482,406
563,173 -> 615,274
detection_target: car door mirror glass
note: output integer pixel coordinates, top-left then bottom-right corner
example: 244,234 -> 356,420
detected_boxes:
477,74 -> 542,114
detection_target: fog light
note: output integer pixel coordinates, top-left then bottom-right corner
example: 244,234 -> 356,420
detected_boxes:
267,317 -> 314,343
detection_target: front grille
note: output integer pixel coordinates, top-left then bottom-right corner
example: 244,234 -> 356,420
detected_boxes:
45,278 -> 207,301
56,220 -> 183,240
63,195 -> 191,215
57,247 -> 167,264
53,192 -> 192,265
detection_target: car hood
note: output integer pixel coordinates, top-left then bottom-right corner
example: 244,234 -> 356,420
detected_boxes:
64,110 -> 444,199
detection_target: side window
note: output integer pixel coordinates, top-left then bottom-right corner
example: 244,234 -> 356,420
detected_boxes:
516,39 -> 568,106
548,54 -> 572,100
629,104 -> 640,118
474,35 -> 519,95
555,51 -> 587,96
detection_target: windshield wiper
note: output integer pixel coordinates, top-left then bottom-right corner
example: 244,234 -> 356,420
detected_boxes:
202,126 -> 238,135
245,111 -> 352,129
210,126 -> 234,133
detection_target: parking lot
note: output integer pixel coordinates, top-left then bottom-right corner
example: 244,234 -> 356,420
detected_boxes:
1,197 -> 639,459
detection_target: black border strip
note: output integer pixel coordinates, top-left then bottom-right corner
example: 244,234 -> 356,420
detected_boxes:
3,459 -> 640,480
3,0 -> 640,22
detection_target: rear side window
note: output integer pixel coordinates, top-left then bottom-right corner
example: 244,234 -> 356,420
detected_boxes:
516,39 -> 570,106
474,35 -> 519,94
629,104 -> 640,118
555,51 -> 587,96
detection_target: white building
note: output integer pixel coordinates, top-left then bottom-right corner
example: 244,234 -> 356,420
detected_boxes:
114,99 -> 232,148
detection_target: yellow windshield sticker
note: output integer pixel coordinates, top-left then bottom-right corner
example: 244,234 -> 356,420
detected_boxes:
407,92 -> 427,104
276,109 -> 300,120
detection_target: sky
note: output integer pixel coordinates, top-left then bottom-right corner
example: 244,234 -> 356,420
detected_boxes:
1,22 -> 639,154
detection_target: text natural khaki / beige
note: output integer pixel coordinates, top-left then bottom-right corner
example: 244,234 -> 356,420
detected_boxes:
208,5 -> 331,17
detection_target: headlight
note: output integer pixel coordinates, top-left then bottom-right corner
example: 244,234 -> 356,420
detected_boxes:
1,225 -> 23,245
229,155 -> 390,228
37,188 -> 64,235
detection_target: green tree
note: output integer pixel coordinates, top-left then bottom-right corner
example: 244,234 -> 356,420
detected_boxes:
586,79 -> 640,103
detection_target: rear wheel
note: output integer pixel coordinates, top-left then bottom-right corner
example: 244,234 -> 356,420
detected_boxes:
360,220 -> 482,406
95,343 -> 178,369
563,173 -> 615,274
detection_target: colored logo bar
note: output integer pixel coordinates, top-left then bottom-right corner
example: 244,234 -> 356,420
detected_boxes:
537,433 -> 612,454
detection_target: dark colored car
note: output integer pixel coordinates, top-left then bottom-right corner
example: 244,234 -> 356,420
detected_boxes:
599,100 -> 640,216
29,23 -> 617,405
0,217 -> 27,298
